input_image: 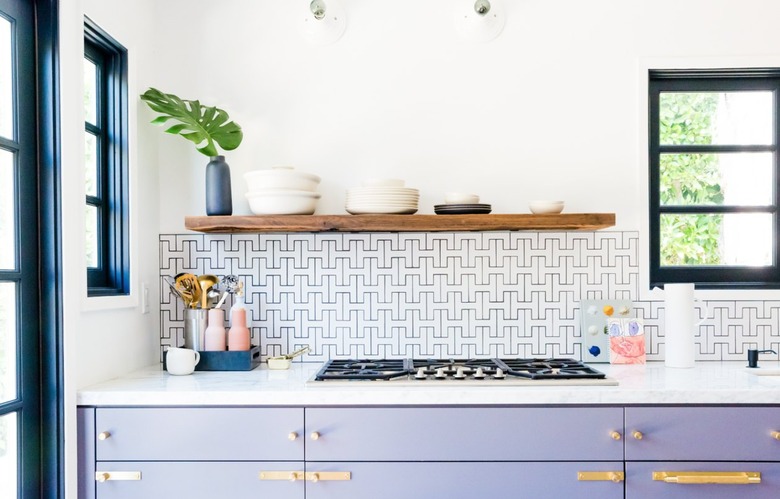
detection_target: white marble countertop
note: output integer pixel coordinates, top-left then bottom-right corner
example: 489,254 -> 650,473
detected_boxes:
76,361 -> 780,407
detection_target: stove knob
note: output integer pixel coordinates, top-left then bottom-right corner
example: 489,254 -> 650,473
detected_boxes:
493,368 -> 505,379
415,367 -> 428,379
453,367 -> 466,379
473,367 -> 485,379
435,368 -> 446,379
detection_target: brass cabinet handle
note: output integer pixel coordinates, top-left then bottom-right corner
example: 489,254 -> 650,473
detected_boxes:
305,471 -> 351,482
288,432 -> 298,441
95,471 -> 141,482
632,430 -> 644,440
310,431 -> 321,440
771,431 -> 780,441
259,471 -> 304,481
258,471 -> 351,482
578,471 -> 624,483
609,431 -> 622,440
653,471 -> 761,484
97,431 -> 111,441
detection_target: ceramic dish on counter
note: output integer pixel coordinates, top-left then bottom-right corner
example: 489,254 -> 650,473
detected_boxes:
434,203 -> 492,215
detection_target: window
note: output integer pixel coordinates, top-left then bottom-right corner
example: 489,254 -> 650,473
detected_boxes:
649,69 -> 780,289
84,18 -> 129,296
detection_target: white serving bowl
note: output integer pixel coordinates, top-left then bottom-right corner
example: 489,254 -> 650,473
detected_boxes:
244,166 -> 321,192
529,200 -> 565,214
444,192 -> 480,204
245,190 -> 321,215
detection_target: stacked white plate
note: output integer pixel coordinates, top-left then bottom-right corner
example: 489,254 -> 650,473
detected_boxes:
346,180 -> 419,215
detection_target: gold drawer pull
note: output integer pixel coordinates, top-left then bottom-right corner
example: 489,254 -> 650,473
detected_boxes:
97,431 -> 111,441
305,471 -> 351,482
653,471 -> 761,484
95,471 -> 141,482
609,431 -> 622,441
259,471 -> 305,481
578,471 -> 624,483
771,431 -> 780,441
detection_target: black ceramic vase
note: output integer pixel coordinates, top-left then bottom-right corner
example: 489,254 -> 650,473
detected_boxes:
205,155 -> 233,216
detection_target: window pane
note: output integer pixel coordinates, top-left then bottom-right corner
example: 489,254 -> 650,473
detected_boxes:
660,91 -> 773,145
661,213 -> 772,266
660,152 -> 772,206
85,131 -> 97,197
0,17 -> 11,139
0,282 -> 15,403
0,412 -> 17,499
0,149 -> 14,270
83,57 -> 97,125
86,204 -> 98,268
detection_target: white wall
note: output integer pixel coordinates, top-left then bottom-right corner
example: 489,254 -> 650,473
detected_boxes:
60,1 -> 159,497
150,0 -> 780,233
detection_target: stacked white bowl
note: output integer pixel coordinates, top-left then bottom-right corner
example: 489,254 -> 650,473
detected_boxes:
244,166 -> 321,215
346,179 -> 419,214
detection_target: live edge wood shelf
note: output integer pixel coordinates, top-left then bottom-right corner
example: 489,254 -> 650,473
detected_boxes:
185,213 -> 616,234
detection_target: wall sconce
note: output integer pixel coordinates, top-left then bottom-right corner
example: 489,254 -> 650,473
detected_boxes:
298,0 -> 347,46
454,0 -> 506,43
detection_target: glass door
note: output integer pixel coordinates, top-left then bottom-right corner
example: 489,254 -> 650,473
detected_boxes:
0,0 -> 40,497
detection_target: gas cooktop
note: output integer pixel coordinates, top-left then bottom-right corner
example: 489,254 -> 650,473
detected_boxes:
309,358 -> 618,386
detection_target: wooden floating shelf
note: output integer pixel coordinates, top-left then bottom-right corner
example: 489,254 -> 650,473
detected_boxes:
185,213 -> 616,234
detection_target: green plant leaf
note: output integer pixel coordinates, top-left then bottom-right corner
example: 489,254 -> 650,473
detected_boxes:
140,87 -> 243,157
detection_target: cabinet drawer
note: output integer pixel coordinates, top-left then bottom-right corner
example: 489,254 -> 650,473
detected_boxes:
625,407 -> 780,461
93,461 -> 303,499
95,408 -> 304,461
305,407 -> 624,461
306,462 -> 625,499
626,461 -> 780,499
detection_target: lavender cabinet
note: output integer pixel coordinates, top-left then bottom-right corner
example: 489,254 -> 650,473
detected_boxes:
79,407 -> 305,499
625,407 -> 780,498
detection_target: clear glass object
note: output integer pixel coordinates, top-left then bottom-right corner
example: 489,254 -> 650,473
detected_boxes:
84,57 -> 97,126
0,281 -> 16,403
0,412 -> 18,499
660,152 -> 772,206
84,131 -> 97,197
0,149 -> 14,271
0,18 -> 12,140
85,205 -> 98,268
661,213 -> 772,266
659,91 -> 773,146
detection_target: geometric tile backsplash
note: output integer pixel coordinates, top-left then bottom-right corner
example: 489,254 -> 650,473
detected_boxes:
159,232 -> 780,363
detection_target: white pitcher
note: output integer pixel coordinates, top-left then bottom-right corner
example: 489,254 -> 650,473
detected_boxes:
663,283 -> 709,368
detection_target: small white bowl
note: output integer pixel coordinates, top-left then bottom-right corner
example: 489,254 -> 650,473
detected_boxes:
445,193 -> 480,204
244,166 -> 321,192
529,200 -> 565,214
245,190 -> 321,215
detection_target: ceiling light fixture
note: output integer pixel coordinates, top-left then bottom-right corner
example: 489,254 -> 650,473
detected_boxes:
299,0 -> 347,46
455,0 -> 506,43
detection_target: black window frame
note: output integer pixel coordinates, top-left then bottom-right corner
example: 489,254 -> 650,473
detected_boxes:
649,68 -> 780,289
84,17 -> 129,296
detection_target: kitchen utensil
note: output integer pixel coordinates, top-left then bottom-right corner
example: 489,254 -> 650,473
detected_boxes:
197,274 -> 219,309
267,346 -> 310,370
215,291 -> 229,309
204,308 -> 227,351
183,308 -> 208,350
434,204 -> 492,215
175,273 -> 201,309
529,200 -> 564,214
245,190 -> 321,215
244,166 -> 321,192
220,274 -> 240,295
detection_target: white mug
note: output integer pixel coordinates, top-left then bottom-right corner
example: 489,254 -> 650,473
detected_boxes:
166,347 -> 201,375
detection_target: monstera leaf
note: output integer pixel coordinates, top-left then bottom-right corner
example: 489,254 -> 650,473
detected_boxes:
140,87 -> 243,157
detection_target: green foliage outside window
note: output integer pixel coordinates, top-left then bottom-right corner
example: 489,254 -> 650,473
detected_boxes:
659,93 -> 724,265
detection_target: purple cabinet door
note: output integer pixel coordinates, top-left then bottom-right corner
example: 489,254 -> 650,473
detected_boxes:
94,461 -> 303,499
305,462 -> 625,499
305,407 -> 624,461
96,407 -> 303,461
626,461 -> 780,499
625,407 -> 780,461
